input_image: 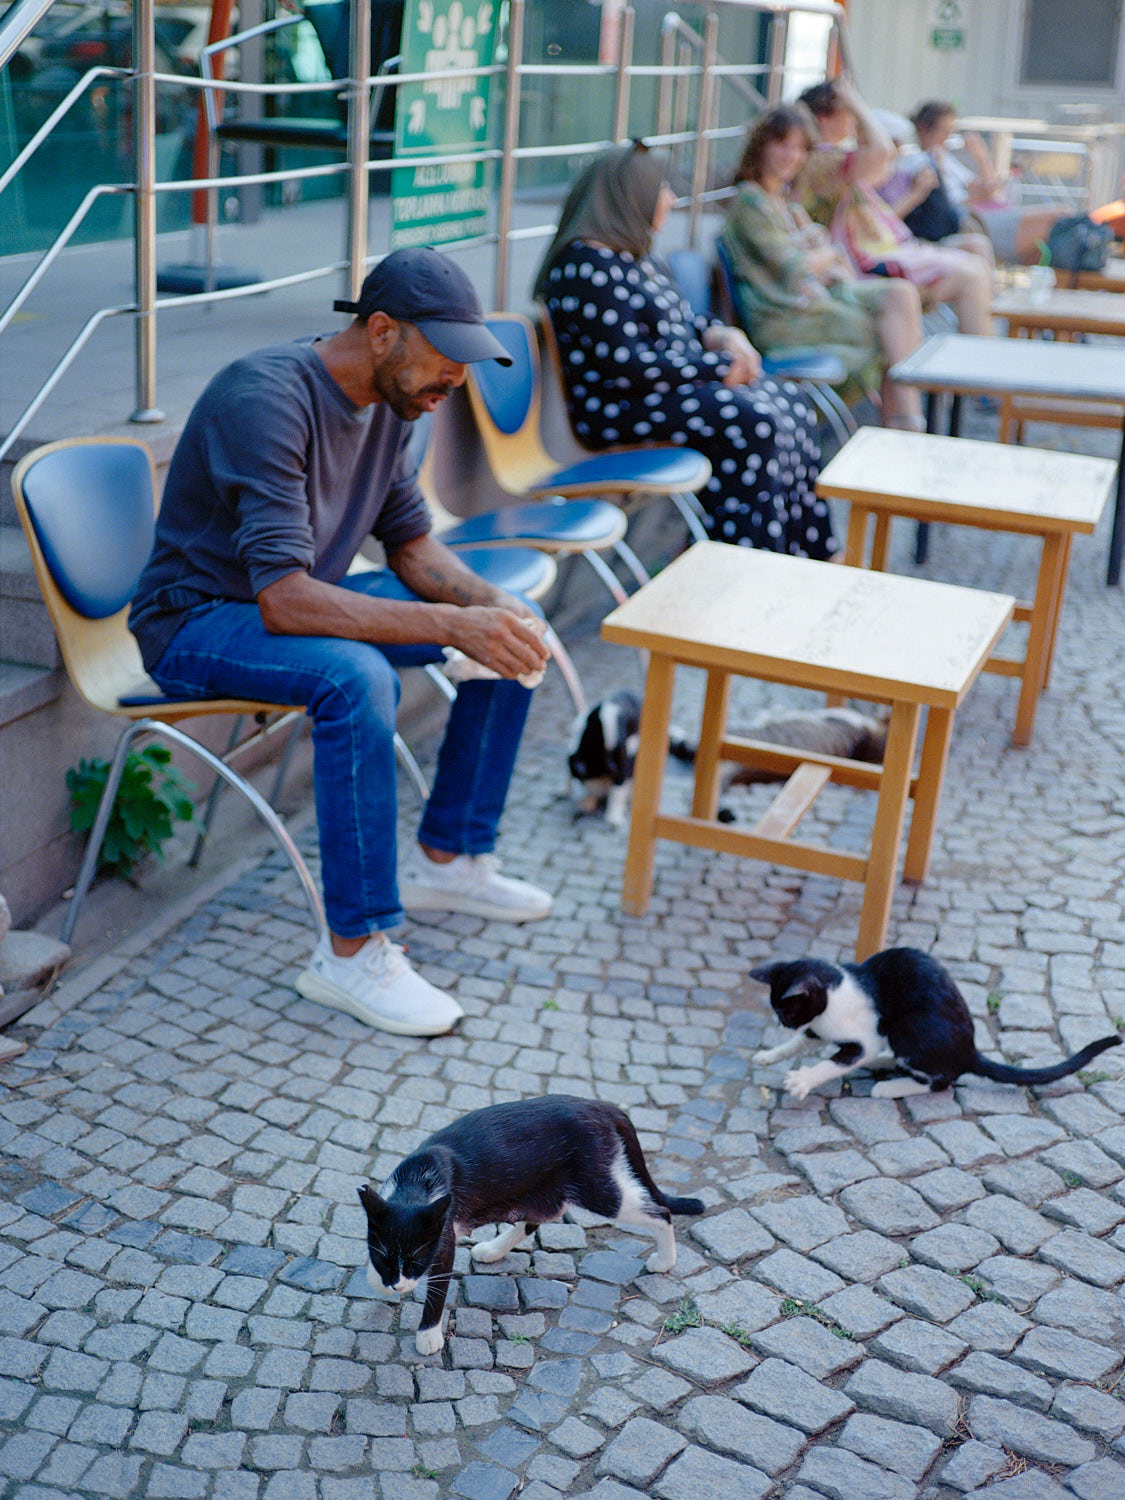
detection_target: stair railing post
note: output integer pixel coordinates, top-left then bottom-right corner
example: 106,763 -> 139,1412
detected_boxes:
687,6 -> 718,250
131,0 -> 163,422
345,0 -> 372,300
494,0 -> 525,311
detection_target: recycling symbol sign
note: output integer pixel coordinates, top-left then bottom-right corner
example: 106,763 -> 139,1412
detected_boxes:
392,0 -> 499,249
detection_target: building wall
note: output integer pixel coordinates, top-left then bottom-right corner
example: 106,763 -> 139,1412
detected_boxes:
843,0 -> 1125,122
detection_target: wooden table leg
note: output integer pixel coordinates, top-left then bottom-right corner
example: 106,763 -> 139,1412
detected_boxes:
903,704 -> 953,885
621,653 -> 676,917
1041,533 -> 1071,691
870,514 -> 893,574
843,506 -> 870,568
691,669 -> 731,821
857,699 -> 921,961
1108,419 -> 1125,588
1014,531 -> 1066,747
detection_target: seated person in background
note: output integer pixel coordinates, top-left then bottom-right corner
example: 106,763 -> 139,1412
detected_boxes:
877,108 -> 994,265
130,248 -> 552,1039
907,101 -> 1073,266
796,77 -> 994,336
722,105 -> 925,432
534,141 -> 835,560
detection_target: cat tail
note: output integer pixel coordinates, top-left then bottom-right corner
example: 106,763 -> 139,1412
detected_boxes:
971,1034 -> 1121,1086
616,1114 -> 704,1216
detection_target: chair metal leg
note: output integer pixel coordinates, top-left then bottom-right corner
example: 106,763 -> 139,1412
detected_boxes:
812,381 -> 858,437
269,717 -> 306,805
612,538 -> 651,589
581,548 -> 629,607
424,663 -> 458,703
62,719 -> 326,946
670,490 -> 710,544
189,711 -> 307,869
542,624 -> 587,717
802,382 -> 853,449
189,714 -> 245,868
394,732 -> 430,802
61,722 -> 145,946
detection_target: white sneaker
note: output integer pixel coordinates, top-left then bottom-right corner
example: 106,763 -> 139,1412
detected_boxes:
400,853 -> 552,923
295,935 -> 463,1036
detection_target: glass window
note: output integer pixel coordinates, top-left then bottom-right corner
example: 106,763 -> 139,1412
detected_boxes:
1020,0 -> 1122,87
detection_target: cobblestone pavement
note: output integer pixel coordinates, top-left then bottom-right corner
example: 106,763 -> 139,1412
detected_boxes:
2,420 -> 1124,1499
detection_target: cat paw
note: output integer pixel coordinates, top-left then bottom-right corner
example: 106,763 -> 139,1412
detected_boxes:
645,1249 -> 676,1274
784,1067 -> 816,1101
751,1048 -> 777,1066
470,1237 -> 510,1264
415,1323 -> 444,1357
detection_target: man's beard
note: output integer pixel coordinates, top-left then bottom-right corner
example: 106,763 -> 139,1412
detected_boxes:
373,335 -> 454,420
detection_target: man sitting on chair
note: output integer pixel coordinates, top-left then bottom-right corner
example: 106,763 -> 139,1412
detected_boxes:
130,248 -> 552,1038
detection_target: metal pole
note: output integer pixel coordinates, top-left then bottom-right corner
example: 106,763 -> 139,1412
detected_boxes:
657,20 -> 675,141
345,0 -> 372,299
495,0 -> 525,311
613,6 -> 634,143
766,11 -> 788,107
688,7 -> 718,250
131,0 -> 162,422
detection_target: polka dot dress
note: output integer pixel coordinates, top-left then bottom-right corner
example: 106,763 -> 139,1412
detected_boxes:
542,242 -> 835,558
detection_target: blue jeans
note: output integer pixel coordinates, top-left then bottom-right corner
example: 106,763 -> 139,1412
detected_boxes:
150,571 -> 537,938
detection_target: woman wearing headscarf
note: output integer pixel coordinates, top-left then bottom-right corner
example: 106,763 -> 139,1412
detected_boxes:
534,142 -> 834,559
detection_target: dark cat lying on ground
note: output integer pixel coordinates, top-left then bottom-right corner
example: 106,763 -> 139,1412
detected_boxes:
359,1095 -> 704,1354
750,946 -> 1121,1101
568,696 -> 886,827
724,705 -> 887,787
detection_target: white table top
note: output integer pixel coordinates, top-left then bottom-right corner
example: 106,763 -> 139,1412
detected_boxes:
993,287 -> 1125,333
817,428 -> 1114,534
890,334 -> 1125,402
601,543 -> 1014,709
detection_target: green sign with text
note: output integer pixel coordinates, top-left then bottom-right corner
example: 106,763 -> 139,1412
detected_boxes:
391,0 -> 498,249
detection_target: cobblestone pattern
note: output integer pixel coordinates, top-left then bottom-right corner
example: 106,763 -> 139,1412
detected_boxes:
1,413 -> 1124,1497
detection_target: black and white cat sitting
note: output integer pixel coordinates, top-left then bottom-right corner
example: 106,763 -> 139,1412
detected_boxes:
567,691 -> 693,828
750,946 -> 1121,1102
358,1095 -> 704,1355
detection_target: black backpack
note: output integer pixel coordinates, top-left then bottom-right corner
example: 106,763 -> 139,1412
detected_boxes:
1046,214 -> 1114,273
903,177 -> 962,244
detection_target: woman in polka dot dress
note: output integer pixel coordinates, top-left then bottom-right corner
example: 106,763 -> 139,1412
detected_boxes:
533,142 -> 834,558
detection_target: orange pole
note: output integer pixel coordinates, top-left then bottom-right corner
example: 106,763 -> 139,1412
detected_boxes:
190,0 -> 235,224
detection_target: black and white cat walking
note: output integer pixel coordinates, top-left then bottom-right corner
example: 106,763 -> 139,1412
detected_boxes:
359,1096 -> 704,1354
750,947 -> 1120,1101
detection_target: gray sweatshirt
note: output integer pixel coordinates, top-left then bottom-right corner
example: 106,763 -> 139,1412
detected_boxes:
130,338 -> 431,670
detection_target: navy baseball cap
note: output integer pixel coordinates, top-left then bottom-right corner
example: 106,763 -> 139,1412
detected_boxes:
334,247 -> 512,365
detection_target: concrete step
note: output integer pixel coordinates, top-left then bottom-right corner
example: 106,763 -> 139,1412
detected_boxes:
0,659 -> 62,730
1,525 -> 60,670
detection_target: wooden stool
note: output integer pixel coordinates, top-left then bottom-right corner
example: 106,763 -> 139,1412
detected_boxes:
817,428 -> 1114,746
602,544 -> 1014,960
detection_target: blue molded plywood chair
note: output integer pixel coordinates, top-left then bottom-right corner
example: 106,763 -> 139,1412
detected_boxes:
11,438 -> 326,946
11,440 -> 562,940
470,313 -> 714,545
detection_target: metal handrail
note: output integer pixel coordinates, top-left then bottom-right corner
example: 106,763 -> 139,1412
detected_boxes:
0,65 -> 129,198
2,0 -> 854,452
0,0 -> 56,70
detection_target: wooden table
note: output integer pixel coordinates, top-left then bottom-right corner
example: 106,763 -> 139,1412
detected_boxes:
1074,258 -> 1125,295
993,286 -> 1125,339
992,288 -> 1125,443
602,543 -> 1014,960
891,333 -> 1125,586
818,427 -> 1114,746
